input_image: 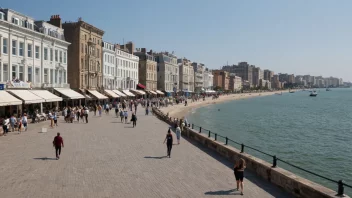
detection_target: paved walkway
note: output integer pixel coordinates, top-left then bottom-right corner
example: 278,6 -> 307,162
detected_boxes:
0,107 -> 291,198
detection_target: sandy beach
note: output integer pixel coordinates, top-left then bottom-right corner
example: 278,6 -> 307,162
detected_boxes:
159,91 -> 288,119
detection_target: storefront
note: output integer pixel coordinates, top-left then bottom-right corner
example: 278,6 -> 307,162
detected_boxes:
155,90 -> 164,97
0,91 -> 22,118
54,88 -> 85,107
86,90 -> 108,104
112,90 -> 127,98
30,90 -> 62,113
122,90 -> 135,98
7,90 -> 46,115
104,90 -> 120,103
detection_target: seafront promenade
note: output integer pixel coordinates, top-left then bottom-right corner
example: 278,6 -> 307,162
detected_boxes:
0,107 -> 291,198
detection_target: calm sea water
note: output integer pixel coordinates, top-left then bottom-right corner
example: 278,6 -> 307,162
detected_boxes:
187,88 -> 352,195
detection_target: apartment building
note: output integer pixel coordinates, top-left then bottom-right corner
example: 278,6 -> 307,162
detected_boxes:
154,51 -> 178,94
203,68 -> 213,91
192,62 -> 204,93
134,48 -> 157,91
177,58 -> 193,94
0,10 -> 69,88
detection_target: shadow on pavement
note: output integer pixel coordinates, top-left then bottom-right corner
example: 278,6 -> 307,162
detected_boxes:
33,157 -> 57,160
144,156 -> 167,159
204,189 -> 237,195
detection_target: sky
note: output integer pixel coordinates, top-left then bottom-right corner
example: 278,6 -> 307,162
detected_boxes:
2,0 -> 352,81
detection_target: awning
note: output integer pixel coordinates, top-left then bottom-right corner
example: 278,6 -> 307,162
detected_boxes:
130,89 -> 145,95
137,83 -> 146,89
138,90 -> 146,95
54,88 -> 85,99
0,91 -> 22,106
7,90 -> 45,104
86,90 -> 108,100
112,90 -> 127,97
156,90 -> 164,95
148,90 -> 157,95
122,90 -> 135,97
104,90 -> 120,98
30,90 -> 63,102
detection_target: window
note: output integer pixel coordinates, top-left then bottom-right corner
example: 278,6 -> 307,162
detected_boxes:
97,49 -> 100,58
50,49 -> 53,61
44,69 -> 48,83
12,40 -> 17,55
35,46 -> 40,59
19,42 -> 24,56
59,51 -> 62,63
27,44 -> 32,57
81,43 -> 83,52
55,70 -> 58,83
12,65 -> 17,79
85,44 -> 88,54
64,52 -> 66,63
28,67 -> 32,82
3,64 -> 8,81
44,48 -> 48,60
0,12 -> 4,20
50,69 -> 54,83
19,66 -> 24,81
3,38 -> 8,54
63,71 -> 66,83
35,68 -> 40,83
12,17 -> 19,25
55,50 -> 58,61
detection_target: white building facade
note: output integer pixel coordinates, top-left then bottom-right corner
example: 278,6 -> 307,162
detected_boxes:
0,10 -> 69,88
203,68 -> 213,90
155,52 -> 179,94
102,41 -> 116,90
177,58 -> 193,94
102,42 -> 139,90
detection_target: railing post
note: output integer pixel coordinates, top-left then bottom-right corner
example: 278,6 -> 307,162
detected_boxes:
199,127 -> 202,133
208,131 -> 211,138
192,123 -> 194,129
241,144 -> 244,153
272,155 -> 277,168
225,137 -> 228,145
215,133 -> 217,141
337,180 -> 344,196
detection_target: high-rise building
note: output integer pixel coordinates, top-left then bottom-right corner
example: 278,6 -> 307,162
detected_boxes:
212,70 -> 230,91
192,62 -> 204,93
62,17 -> 104,90
222,62 -> 253,87
288,74 -> 295,83
229,73 -> 242,91
177,58 -> 194,94
263,70 -> 274,81
252,67 -> 263,87
203,68 -> 213,91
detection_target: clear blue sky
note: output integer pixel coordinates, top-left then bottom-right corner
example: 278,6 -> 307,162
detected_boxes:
2,0 -> 352,81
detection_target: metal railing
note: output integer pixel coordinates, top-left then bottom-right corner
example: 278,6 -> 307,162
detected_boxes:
188,123 -> 351,196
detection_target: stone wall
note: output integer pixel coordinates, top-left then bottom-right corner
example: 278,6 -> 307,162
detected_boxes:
152,107 -> 349,198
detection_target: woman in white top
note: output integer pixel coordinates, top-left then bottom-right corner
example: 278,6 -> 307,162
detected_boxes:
22,113 -> 28,131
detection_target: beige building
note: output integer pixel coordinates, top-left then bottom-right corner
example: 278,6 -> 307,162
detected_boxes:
177,58 -> 194,93
134,48 -> 157,91
62,18 -> 104,90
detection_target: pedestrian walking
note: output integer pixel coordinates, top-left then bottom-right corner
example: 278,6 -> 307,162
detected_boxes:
134,101 -> 138,112
131,113 -> 137,127
22,113 -> 28,131
2,117 -> 9,135
234,158 -> 246,195
163,128 -> 173,158
53,111 -> 58,126
115,105 -> 119,117
10,115 -> 16,132
119,110 -> 124,122
93,104 -> 97,116
17,115 -> 22,133
124,110 -> 128,123
145,107 -> 149,115
53,132 -> 64,160
84,107 -> 89,123
98,105 -> 102,116
175,124 -> 181,144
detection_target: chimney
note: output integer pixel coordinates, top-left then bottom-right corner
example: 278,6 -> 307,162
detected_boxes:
125,42 -> 135,54
141,48 -> 146,53
49,15 -> 62,28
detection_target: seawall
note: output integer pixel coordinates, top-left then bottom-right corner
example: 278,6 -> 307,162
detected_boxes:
152,107 -> 349,198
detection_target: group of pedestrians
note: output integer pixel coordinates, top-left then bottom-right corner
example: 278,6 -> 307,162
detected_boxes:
2,113 -> 28,135
62,106 -> 89,124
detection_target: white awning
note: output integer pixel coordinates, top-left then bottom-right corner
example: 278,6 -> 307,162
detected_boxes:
7,90 -> 45,104
149,90 -> 157,95
104,90 -> 120,98
54,88 -> 85,99
86,90 -> 108,100
138,90 -> 146,95
156,90 -> 164,95
0,91 -> 22,106
30,90 -> 63,102
112,90 -> 127,97
122,90 -> 135,97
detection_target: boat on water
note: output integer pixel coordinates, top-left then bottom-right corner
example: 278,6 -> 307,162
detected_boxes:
326,88 -> 331,91
310,91 -> 318,97
289,90 -> 295,93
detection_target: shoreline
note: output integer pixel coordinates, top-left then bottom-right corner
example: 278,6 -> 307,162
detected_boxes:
159,90 -> 288,119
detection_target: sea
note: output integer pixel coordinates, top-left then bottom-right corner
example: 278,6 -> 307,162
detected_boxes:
186,88 -> 352,195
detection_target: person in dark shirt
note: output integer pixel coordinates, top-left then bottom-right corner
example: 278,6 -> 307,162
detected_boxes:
163,128 -> 173,158
53,133 -> 64,160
